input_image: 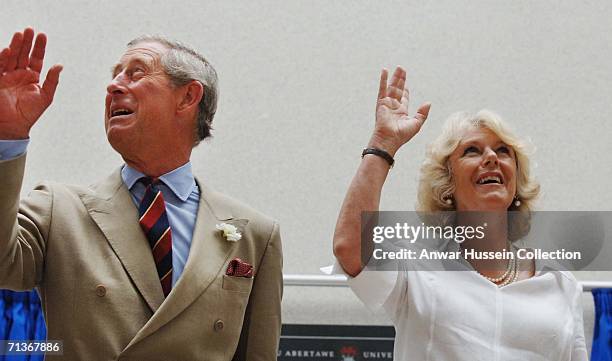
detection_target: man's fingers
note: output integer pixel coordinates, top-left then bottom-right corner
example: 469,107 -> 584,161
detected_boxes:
377,68 -> 388,100
29,33 -> 47,73
0,48 -> 10,73
41,64 -> 63,102
5,32 -> 23,71
17,27 -> 34,69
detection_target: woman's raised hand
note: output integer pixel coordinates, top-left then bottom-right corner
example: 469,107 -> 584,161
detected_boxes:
369,66 -> 431,156
0,28 -> 63,139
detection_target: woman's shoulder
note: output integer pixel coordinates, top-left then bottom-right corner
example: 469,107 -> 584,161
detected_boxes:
535,268 -> 582,295
557,271 -> 583,293
557,270 -> 579,282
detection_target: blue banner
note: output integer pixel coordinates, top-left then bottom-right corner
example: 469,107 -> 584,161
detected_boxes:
592,288 -> 612,361
0,290 -> 46,361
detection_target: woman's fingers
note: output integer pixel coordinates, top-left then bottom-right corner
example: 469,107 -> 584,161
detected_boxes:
377,97 -> 394,109
377,68 -> 388,100
29,33 -> 46,73
378,66 -> 406,102
389,67 -> 405,88
396,68 -> 406,93
378,67 -> 421,122
414,102 -> 432,125
401,87 -> 410,107
5,32 -> 23,72
389,98 -> 401,109
17,28 -> 34,69
387,86 -> 403,100
387,66 -> 405,101
378,97 -> 402,109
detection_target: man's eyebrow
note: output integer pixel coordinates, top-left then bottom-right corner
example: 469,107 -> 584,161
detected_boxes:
110,63 -> 122,77
111,58 -> 154,77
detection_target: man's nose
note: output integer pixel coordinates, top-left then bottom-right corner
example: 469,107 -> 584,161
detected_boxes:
106,74 -> 128,95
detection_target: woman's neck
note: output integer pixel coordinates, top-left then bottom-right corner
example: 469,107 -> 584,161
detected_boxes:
455,211 -> 509,252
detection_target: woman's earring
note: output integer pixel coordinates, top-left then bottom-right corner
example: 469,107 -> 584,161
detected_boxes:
514,197 -> 521,207
445,197 -> 453,205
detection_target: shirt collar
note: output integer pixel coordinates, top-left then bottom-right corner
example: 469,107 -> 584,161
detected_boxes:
121,162 -> 196,202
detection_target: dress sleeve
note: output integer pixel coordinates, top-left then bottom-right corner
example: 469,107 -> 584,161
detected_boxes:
324,259 -> 408,322
570,281 -> 588,361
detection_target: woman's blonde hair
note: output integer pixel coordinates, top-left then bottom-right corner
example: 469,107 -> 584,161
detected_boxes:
416,110 -> 540,240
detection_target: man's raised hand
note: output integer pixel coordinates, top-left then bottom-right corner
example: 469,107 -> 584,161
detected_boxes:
369,66 -> 431,157
0,28 -> 63,139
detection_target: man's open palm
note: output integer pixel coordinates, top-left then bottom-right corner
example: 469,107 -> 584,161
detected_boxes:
0,28 -> 62,139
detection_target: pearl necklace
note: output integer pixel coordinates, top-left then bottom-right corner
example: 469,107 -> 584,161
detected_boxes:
463,243 -> 520,287
496,254 -> 519,287
481,255 -> 514,283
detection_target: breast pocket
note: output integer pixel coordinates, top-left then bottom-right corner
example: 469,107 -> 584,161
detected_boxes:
222,274 -> 254,293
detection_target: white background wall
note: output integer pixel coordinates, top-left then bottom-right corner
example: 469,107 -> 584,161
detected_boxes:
3,0 -> 611,354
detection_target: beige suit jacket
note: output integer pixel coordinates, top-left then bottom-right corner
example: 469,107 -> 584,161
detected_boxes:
0,154 -> 283,361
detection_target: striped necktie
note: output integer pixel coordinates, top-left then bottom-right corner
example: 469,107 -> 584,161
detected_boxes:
138,177 -> 173,297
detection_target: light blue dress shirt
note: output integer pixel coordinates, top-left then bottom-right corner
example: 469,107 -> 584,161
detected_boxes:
121,164 -> 199,287
0,139 -> 199,287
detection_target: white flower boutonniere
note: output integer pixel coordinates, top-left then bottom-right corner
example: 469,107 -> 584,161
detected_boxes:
216,223 -> 242,242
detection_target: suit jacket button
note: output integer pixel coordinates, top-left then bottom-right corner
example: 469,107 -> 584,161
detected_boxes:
214,319 -> 224,331
96,285 -> 106,297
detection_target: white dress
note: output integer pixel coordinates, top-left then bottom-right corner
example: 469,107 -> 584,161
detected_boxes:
329,242 -> 589,361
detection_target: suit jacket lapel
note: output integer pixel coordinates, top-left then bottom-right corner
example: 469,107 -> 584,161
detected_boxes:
125,180 -> 244,349
80,168 -> 165,314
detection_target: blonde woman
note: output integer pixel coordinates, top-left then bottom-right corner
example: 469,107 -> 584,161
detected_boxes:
332,67 -> 588,360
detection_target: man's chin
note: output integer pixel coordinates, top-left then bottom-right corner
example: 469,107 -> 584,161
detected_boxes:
106,129 -> 134,155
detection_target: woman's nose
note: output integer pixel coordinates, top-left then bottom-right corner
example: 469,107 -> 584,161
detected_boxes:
482,147 -> 498,167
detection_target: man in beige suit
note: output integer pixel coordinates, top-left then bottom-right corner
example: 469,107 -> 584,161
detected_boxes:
0,27 -> 282,360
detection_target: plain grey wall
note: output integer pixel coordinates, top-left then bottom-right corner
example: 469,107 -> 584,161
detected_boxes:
2,0 -> 611,354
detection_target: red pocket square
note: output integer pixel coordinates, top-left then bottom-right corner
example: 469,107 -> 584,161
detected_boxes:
226,258 -> 254,278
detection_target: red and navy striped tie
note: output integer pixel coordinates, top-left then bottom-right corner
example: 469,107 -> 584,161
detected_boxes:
138,177 -> 173,297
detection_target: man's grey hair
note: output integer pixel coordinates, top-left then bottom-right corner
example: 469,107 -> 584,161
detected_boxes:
127,35 -> 218,146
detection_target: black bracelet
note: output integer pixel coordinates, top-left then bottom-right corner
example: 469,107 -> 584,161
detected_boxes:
362,148 -> 394,168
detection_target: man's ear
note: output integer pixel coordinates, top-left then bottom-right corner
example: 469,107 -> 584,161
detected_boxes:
176,80 -> 204,115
